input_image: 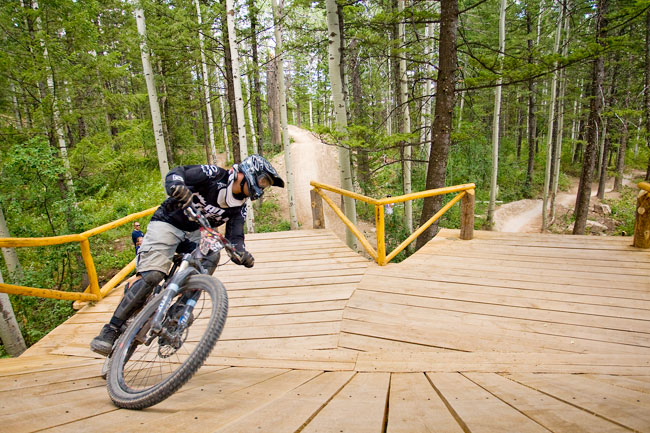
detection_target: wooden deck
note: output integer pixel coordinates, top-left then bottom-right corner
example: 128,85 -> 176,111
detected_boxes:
1,229 -> 649,432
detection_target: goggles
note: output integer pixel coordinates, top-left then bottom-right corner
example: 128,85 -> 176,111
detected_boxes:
256,173 -> 273,190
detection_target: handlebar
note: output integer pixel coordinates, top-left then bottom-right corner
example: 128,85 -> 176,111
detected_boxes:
183,205 -> 243,262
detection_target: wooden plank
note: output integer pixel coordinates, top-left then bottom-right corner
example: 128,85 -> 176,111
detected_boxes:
212,371 -> 355,433
585,374 -> 650,395
368,267 -> 650,304
344,294 -> 650,351
348,288 -> 650,335
387,373 -> 464,433
426,372 -> 549,433
507,373 -> 650,432
43,367 -> 292,433
299,372 -> 390,433
403,254 -> 650,285
356,352 -> 650,374
373,265 -> 650,301
465,373 -> 630,433
337,332 -> 448,353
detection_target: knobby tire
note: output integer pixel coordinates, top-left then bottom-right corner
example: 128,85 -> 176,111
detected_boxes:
107,275 -> 228,409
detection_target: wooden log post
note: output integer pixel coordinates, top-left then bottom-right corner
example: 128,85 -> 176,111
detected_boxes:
311,189 -> 325,229
460,189 -> 475,240
633,183 -> 650,248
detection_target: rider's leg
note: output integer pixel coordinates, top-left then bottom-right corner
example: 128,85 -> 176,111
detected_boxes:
90,221 -> 186,356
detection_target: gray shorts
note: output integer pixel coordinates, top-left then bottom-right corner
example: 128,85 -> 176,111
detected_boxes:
136,221 -> 200,274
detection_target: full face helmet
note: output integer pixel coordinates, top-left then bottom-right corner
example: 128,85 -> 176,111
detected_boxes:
237,154 -> 285,200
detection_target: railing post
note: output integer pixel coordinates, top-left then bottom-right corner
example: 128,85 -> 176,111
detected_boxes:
460,188 -> 475,240
80,238 -> 100,298
310,189 -> 325,229
633,182 -> 650,248
376,204 -> 386,265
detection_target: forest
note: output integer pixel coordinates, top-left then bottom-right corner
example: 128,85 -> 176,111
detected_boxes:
0,0 -> 649,354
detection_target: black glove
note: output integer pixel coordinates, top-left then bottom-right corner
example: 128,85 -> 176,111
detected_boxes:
170,184 -> 193,208
232,250 -> 254,268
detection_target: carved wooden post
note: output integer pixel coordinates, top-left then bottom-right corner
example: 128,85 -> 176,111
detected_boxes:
460,188 -> 475,240
633,183 -> 650,248
311,189 -> 325,229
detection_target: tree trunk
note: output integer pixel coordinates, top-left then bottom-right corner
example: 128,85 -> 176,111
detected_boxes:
222,5 -> 241,163
0,271 -> 26,357
398,0 -> 413,235
416,0 -> 458,249
266,55 -> 282,150
248,0 -> 264,157
225,0 -> 254,232
326,0 -> 357,249
542,5 -> 564,231
194,0 -> 217,165
272,0 -> 298,230
33,1 -> 77,203
135,6 -> 169,183
614,74 -> 632,191
525,8 -> 538,194
487,0 -> 507,229
574,0 -> 608,235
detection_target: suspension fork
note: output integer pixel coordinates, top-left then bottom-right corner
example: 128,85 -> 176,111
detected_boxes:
150,263 -> 198,334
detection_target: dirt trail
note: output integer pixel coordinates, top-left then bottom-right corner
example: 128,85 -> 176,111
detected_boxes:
268,125 -> 376,246
492,173 -> 641,233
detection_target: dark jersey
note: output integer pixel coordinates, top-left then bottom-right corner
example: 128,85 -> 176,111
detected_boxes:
131,229 -> 144,245
151,165 -> 247,250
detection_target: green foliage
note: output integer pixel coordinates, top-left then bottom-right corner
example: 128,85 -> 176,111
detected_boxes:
254,201 -> 292,233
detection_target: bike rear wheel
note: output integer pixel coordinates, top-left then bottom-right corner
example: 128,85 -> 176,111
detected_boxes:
107,274 -> 228,409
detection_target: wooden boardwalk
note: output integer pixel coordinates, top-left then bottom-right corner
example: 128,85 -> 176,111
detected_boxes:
1,229 -> 649,432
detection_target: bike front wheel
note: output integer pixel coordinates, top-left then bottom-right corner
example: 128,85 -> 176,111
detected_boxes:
107,274 -> 228,409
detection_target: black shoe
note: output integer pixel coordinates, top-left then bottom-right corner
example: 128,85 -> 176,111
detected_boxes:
90,324 -> 121,356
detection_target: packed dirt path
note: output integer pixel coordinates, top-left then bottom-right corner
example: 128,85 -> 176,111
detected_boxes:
268,125 -> 376,247
493,172 -> 642,233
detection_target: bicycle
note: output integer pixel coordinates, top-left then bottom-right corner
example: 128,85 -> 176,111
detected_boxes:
103,204 -> 240,409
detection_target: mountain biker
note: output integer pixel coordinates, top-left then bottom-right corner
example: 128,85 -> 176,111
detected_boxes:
90,154 -> 284,356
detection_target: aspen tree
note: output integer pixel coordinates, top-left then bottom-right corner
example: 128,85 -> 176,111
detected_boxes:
487,0 -> 507,228
326,0 -> 357,248
542,4 -> 564,230
398,0 -> 413,235
134,5 -> 169,183
225,0 -> 254,232
271,0 -> 298,230
194,0 -> 217,164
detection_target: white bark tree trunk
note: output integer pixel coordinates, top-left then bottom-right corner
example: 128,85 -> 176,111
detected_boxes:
225,0 -> 254,232
551,6 -> 571,221
0,270 -> 26,357
246,73 -> 258,154
0,206 -> 23,281
398,0 -> 413,235
272,0 -> 298,230
542,6 -> 564,231
135,6 -> 169,183
33,1 -> 76,200
194,0 -> 217,165
487,0 -> 507,228
326,0 -> 357,248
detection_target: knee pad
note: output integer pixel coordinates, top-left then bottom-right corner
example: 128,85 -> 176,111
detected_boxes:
113,270 -> 165,322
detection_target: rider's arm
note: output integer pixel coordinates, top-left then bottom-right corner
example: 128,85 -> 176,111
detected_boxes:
164,165 -> 227,195
225,206 -> 247,252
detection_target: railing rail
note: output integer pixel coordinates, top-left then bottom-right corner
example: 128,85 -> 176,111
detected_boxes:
310,181 -> 476,265
0,206 -> 158,302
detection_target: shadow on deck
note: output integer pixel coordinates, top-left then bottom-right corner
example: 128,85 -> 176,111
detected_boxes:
1,229 -> 649,432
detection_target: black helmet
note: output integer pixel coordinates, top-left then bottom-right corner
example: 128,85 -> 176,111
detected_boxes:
237,154 -> 284,200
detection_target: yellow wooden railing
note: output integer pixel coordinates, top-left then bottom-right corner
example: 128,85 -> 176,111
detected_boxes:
310,181 -> 476,265
634,181 -> 650,249
0,207 -> 158,302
